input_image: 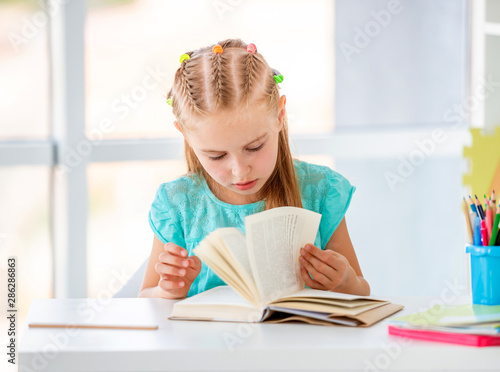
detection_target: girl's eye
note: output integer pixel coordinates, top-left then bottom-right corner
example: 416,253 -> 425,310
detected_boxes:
207,143 -> 263,161
208,154 -> 225,161
248,143 -> 264,152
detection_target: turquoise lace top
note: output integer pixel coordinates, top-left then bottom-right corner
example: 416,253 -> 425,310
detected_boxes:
148,159 -> 355,297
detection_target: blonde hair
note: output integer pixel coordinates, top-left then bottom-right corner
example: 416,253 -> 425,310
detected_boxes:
168,38 -> 302,210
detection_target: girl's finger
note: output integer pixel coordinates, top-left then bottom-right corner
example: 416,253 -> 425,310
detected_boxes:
300,264 -> 323,290
300,250 -> 336,279
158,277 -> 185,291
164,242 -> 188,257
155,262 -> 186,276
160,273 -> 174,281
300,256 -> 331,288
186,256 -> 201,269
304,245 -> 344,271
159,252 -> 190,268
328,255 -> 347,274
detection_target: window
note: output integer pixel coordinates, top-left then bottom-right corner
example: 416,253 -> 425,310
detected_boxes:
1,0 -> 338,305
85,0 -> 335,138
0,0 -> 52,342
0,0 -> 50,140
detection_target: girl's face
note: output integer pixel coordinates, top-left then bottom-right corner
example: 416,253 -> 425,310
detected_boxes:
178,98 -> 286,205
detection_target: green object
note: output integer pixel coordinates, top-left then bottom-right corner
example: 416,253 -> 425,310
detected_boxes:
273,74 -> 284,84
179,54 -> 190,63
166,98 -> 172,106
490,214 -> 500,246
390,303 -> 500,327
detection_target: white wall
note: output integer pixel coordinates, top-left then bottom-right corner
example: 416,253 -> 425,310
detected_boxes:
333,0 -> 470,296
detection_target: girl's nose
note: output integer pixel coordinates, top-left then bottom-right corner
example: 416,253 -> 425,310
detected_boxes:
231,157 -> 250,178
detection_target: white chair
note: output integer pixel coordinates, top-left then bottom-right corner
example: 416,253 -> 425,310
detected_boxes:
112,258 -> 148,298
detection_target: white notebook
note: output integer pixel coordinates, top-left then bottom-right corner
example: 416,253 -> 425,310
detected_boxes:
27,298 -> 159,330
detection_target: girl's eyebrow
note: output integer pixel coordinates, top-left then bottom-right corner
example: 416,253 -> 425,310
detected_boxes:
201,133 -> 268,153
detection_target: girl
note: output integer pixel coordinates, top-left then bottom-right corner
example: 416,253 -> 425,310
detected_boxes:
139,39 -> 370,300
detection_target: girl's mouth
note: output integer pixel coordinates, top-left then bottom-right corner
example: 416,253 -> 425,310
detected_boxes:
234,180 -> 257,190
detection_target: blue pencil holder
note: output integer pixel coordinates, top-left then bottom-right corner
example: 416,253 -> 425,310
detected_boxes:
466,244 -> 500,305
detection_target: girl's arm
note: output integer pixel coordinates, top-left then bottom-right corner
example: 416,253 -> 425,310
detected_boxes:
324,217 -> 370,295
138,235 -> 166,298
299,217 -> 370,296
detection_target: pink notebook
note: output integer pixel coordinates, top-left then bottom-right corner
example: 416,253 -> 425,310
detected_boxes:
388,325 -> 500,347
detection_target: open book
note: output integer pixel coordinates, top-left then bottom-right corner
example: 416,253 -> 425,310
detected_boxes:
170,206 -> 403,326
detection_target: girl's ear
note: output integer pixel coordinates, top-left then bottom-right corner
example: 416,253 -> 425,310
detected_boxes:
174,121 -> 192,145
280,95 -> 287,108
277,95 -> 287,129
174,121 -> 183,134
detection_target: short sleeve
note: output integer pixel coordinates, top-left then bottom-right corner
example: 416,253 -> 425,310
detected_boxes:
318,170 -> 355,249
148,185 -> 185,247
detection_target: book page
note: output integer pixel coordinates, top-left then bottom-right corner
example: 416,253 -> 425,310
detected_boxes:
272,297 -> 387,308
277,288 -> 388,303
268,300 -> 387,316
215,228 -> 259,301
245,207 -> 321,306
193,237 -> 258,307
265,306 -> 360,326
170,286 -> 265,322
173,286 -> 256,307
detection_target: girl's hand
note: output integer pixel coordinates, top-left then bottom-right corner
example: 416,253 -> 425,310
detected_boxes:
155,242 -> 202,299
299,244 -> 356,293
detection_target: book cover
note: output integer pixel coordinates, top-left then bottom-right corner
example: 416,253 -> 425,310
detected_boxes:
388,325 -> 500,347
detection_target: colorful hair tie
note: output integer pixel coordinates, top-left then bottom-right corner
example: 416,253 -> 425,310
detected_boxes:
212,45 -> 223,54
179,54 -> 190,63
246,43 -> 257,54
166,97 -> 172,106
273,69 -> 284,84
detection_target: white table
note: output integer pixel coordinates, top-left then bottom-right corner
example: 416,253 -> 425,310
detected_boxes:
19,296 -> 500,372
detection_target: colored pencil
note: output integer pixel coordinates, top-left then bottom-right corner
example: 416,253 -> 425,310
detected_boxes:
481,220 -> 489,246
468,195 -> 479,217
473,215 -> 482,246
490,211 -> 500,246
475,195 -> 485,220
463,197 -> 474,244
486,206 -> 493,242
